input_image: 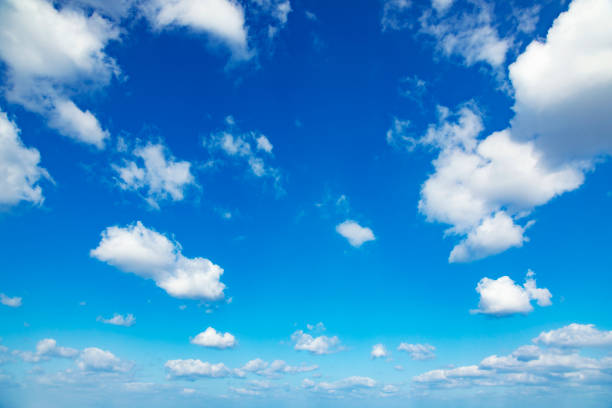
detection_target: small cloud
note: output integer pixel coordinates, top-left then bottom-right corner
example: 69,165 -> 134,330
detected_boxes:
397,343 -> 436,360
97,313 -> 135,327
371,343 -> 389,359
0,293 -> 22,308
336,220 -> 375,247
191,327 -> 236,349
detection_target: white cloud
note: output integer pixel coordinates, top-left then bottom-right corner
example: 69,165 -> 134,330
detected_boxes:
414,324 -> 612,390
77,347 -> 131,372
165,359 -> 232,379
206,119 -> 282,189
0,110 -> 50,208
0,293 -> 22,308
291,330 -> 341,355
90,221 -> 226,300
97,313 -> 136,327
472,270 -> 551,316
509,0 -> 612,163
0,0 -> 118,147
142,0 -> 250,59
534,324 -> 612,348
412,106 -> 583,262
19,338 -> 79,362
240,359 -> 318,378
381,0 -> 412,32
419,1 -> 510,69
335,220 -> 375,247
113,143 -> 195,208
308,376 -> 377,393
371,344 -> 388,359
191,327 -> 236,349
397,343 -> 436,360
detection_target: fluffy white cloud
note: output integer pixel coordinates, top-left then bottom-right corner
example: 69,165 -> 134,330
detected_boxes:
113,143 -> 195,208
239,359 -> 318,378
19,338 -> 79,362
397,343 -> 436,360
414,324 -> 612,390
0,293 -> 22,307
77,347 -> 131,372
291,330 -> 341,355
206,118 -> 282,188
371,344 -> 388,359
0,111 -> 50,208
419,1 -> 510,69
335,220 -> 376,248
97,313 -> 136,327
191,327 -> 236,349
90,221 -> 226,300
165,359 -> 232,379
142,0 -> 249,59
410,106 -> 583,262
509,0 -> 612,163
534,324 -> 612,348
472,270 -> 551,316
0,0 -> 118,147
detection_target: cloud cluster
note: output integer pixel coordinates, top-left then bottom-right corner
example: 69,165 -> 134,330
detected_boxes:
303,376 -> 377,393
238,358 -> 318,378
90,221 -> 226,300
113,142 -> 195,208
413,323 -> 612,390
18,339 -> 79,363
472,270 -> 552,316
191,327 -> 236,349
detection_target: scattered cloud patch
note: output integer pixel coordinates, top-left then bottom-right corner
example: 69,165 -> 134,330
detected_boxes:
472,270 -> 552,316
239,358 -> 318,378
165,359 -> 232,379
291,330 -> 342,355
336,220 -> 375,247
371,344 -> 389,359
91,221 -> 226,300
397,343 -> 436,360
77,347 -> 131,372
18,339 -> 78,363
0,292 -> 22,308
534,324 -> 612,348
304,376 -> 377,393
191,327 -> 236,349
97,313 -> 136,327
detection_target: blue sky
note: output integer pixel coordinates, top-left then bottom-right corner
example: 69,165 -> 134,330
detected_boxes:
0,0 -> 612,406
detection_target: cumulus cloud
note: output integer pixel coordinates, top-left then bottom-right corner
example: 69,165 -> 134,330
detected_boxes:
371,344 -> 389,359
291,330 -> 342,355
191,327 -> 236,349
472,270 -> 552,316
97,313 -> 136,327
0,293 -> 22,307
90,221 -> 226,300
0,0 -> 118,147
18,339 -> 79,363
113,142 -> 195,208
534,324 -> 612,348
336,220 -> 376,247
239,358 -> 318,378
397,343 -> 436,360
405,104 -> 583,262
205,117 -> 282,189
0,110 -> 51,208
414,323 -> 612,390
77,347 -> 131,372
165,359 -> 232,379
304,376 -> 377,393
142,0 -> 249,58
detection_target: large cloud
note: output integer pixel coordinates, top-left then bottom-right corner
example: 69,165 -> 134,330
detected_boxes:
0,0 -> 119,147
90,221 -> 226,300
534,324 -> 612,348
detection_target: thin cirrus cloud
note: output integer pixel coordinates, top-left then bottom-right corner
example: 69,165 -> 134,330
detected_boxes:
0,0 -> 118,148
397,343 -> 436,360
97,313 -> 136,327
191,327 -> 236,349
90,221 -> 226,301
113,142 -> 196,209
389,0 -> 612,262
335,220 -> 375,248
472,270 -> 552,317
